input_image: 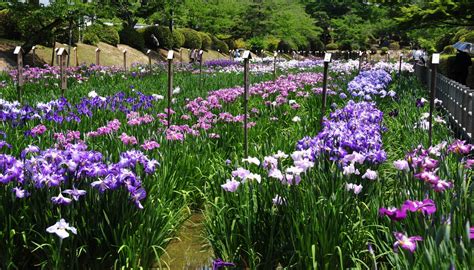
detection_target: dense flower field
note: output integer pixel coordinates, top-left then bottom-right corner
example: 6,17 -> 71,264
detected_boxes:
0,57 -> 471,269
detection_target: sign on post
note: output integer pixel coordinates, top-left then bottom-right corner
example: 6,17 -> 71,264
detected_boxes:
358,51 -> 363,73
123,49 -> 127,71
57,48 -> 68,95
167,50 -> 174,128
242,50 -> 251,157
428,53 -> 440,145
14,46 -> 24,101
321,53 -> 331,126
95,48 -> 101,66
55,48 -> 59,65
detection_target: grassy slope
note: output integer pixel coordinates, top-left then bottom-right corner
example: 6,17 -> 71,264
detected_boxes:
0,38 -> 233,70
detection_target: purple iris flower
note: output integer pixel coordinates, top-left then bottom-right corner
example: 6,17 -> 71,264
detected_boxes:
129,187 -> 146,209
12,187 -> 29,198
393,232 -> 423,253
403,199 -> 436,215
212,258 -> 235,270
470,227 -> 474,239
51,193 -> 72,205
379,207 -> 407,221
63,187 -> 87,201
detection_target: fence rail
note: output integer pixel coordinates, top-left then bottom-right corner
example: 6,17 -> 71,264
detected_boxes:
414,64 -> 473,142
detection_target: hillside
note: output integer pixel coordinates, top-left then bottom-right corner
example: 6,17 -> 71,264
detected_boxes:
0,39 -> 231,70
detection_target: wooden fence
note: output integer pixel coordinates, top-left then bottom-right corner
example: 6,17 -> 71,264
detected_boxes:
415,63 -> 473,141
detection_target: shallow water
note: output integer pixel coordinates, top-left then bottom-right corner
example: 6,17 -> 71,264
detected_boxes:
163,213 -> 213,269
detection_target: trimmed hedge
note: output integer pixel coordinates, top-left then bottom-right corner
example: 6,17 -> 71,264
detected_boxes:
211,35 -> 229,52
83,31 -> 100,46
119,27 -> 145,51
381,47 -> 389,54
277,40 -> 297,51
172,29 -> 185,48
143,26 -> 173,49
199,32 -> 212,50
83,25 -> 119,46
443,45 -> 456,54
439,54 -> 474,88
182,28 -> 202,49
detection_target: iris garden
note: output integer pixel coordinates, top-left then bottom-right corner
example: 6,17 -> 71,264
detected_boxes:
0,58 -> 472,269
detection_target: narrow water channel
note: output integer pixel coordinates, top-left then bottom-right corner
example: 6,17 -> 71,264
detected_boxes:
163,213 -> 214,269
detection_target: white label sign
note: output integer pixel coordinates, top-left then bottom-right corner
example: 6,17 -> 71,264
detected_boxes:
432,53 -> 440,64
14,46 -> 22,55
167,50 -> 174,60
274,51 -> 277,57
324,53 -> 332,62
242,50 -> 251,59
199,50 -> 203,56
146,49 -> 151,54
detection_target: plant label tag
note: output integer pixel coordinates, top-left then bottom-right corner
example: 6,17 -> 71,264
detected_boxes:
167,50 -> 174,60
242,50 -> 251,59
324,53 -> 332,62
14,46 -> 22,55
274,51 -> 277,57
432,53 -> 440,64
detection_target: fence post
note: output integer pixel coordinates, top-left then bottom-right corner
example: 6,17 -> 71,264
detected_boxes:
31,46 -> 36,66
242,50 -> 251,158
429,54 -> 440,146
167,50 -> 174,129
146,50 -> 152,72
74,47 -> 78,66
320,53 -> 331,126
95,48 -> 100,66
57,48 -> 68,96
14,46 -> 24,102
123,49 -> 127,71
273,51 -> 277,81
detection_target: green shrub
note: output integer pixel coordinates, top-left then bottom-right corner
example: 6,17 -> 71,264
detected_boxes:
99,26 -> 120,46
461,31 -> 474,43
263,36 -> 280,52
338,40 -> 352,51
0,9 -> 21,39
83,25 -> 119,46
443,45 -> 456,54
309,38 -> 324,51
277,40 -> 297,52
325,43 -> 338,51
119,27 -> 145,51
211,35 -> 229,52
450,28 -> 469,43
172,29 -> 185,48
381,47 -> 389,54
388,42 -> 400,50
83,31 -> 100,46
143,26 -> 173,49
234,38 -> 246,49
199,32 -> 212,50
181,28 -> 202,49
351,44 -> 360,51
224,39 -> 236,50
248,37 -> 265,52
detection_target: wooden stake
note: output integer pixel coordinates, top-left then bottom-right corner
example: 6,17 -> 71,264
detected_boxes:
147,50 -> 152,72
242,50 -> 251,157
273,51 -> 277,81
14,46 -> 24,102
57,48 -> 68,95
321,53 -> 331,126
167,50 -> 174,128
429,53 -> 440,145
74,47 -> 78,66
123,49 -> 127,71
32,46 -> 36,66
95,48 -> 100,66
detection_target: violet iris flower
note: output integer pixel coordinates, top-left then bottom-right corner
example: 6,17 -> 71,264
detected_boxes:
63,187 -> 87,201
212,258 -> 235,270
393,232 -> 423,253
51,193 -> 72,205
379,207 -> 407,221
403,199 -> 436,215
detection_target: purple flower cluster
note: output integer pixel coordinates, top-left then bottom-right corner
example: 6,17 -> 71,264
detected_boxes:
204,59 -> 240,68
297,100 -> 386,165
379,198 -> 436,221
8,64 -> 123,85
1,142 -> 158,209
347,69 -> 394,100
0,91 -> 157,126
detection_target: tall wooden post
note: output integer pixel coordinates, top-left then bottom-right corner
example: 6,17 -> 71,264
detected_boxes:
242,50 -> 251,158
429,53 -> 440,146
55,48 -> 59,65
146,50 -> 152,72
14,46 -> 24,102
321,53 -> 331,126
123,49 -> 127,71
398,53 -> 403,76
358,51 -> 363,73
273,51 -> 277,81
57,48 -> 68,96
198,50 -> 203,86
74,47 -> 78,66
167,50 -> 174,128
31,46 -> 36,66
95,48 -> 101,66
